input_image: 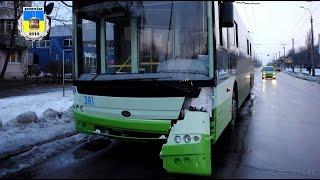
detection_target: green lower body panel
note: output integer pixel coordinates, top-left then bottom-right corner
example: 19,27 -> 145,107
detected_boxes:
74,110 -> 171,134
160,134 -> 212,176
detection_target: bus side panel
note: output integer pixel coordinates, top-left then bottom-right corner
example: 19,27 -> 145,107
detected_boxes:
212,76 -> 235,141
236,71 -> 251,108
236,55 -> 253,108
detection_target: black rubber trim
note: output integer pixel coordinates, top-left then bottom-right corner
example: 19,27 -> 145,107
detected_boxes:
73,79 -> 213,98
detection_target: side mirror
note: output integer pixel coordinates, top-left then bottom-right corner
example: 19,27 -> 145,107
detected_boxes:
43,3 -> 54,40
42,16 -> 51,40
44,3 -> 54,15
220,2 -> 234,27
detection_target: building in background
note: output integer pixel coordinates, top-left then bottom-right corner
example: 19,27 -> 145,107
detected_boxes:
28,24 -> 73,76
28,22 -> 115,76
0,1 -> 32,79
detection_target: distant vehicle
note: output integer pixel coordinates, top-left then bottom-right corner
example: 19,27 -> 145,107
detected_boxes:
275,67 -> 281,72
261,66 -> 276,79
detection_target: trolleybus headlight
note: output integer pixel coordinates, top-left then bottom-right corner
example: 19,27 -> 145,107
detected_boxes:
80,106 -> 85,112
174,135 -> 181,144
193,135 -> 200,142
95,129 -> 101,133
75,104 -> 80,111
184,135 -> 192,143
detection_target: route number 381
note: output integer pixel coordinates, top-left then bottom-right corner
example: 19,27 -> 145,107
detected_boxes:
84,96 -> 95,106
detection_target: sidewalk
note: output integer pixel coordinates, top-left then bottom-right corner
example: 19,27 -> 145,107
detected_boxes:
284,70 -> 320,84
0,82 -> 72,98
0,89 -> 88,178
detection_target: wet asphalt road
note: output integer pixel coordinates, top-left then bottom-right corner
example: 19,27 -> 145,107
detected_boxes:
21,69 -> 320,178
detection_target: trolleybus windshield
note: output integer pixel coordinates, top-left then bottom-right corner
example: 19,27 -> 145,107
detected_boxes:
75,1 -> 211,81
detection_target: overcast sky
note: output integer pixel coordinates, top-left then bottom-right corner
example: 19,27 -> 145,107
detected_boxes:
235,1 -> 320,65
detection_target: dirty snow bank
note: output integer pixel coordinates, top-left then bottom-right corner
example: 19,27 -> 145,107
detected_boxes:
0,108 -> 77,159
0,90 -> 73,123
0,90 -> 94,178
0,108 -> 92,178
285,70 -> 320,83
285,68 -> 320,76
0,133 -> 89,178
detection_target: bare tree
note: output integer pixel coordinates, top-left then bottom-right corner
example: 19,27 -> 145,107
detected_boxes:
0,1 -> 21,79
305,30 -> 312,51
21,53 -> 29,79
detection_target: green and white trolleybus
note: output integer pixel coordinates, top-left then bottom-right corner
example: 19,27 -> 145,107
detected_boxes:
72,1 -> 254,176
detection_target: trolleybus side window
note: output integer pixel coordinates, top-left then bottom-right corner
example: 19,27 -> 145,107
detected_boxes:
104,20 -> 132,74
82,19 -> 97,75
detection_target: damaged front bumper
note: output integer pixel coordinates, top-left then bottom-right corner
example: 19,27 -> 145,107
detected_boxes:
160,111 -> 212,176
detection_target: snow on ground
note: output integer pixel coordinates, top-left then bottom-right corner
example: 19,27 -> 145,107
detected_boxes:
0,89 -> 84,178
0,109 -> 76,157
285,70 -> 320,83
0,133 -> 90,178
0,106 -> 92,178
285,68 -> 320,75
0,90 -> 73,123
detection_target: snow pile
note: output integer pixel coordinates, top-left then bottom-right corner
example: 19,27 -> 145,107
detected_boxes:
285,70 -> 320,83
0,90 -> 73,124
0,108 -> 96,178
285,68 -> 320,76
0,90 -> 92,178
14,111 -> 38,124
0,108 -> 76,160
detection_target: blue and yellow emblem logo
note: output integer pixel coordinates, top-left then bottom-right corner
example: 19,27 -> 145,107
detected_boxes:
18,7 -> 50,41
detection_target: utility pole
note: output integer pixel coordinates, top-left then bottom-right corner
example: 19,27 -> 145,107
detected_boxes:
292,38 -> 295,71
310,15 -> 315,76
280,42 -> 287,70
300,6 -> 315,76
283,46 -> 286,69
278,51 -> 281,68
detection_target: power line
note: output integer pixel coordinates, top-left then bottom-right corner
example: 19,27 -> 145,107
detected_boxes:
292,3 -> 320,50
291,3 -> 320,39
289,3 -> 320,41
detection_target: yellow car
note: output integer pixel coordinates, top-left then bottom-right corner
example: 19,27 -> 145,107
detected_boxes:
261,66 -> 276,79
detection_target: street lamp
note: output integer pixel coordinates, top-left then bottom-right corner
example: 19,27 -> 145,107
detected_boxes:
300,6 -> 315,76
